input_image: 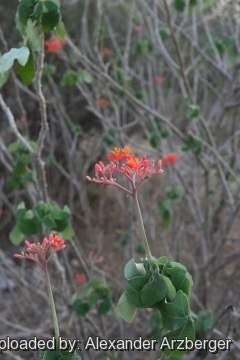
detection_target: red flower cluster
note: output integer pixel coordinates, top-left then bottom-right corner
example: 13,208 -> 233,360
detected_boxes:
98,98 -> 109,107
86,146 -> 163,196
14,234 -> 66,267
102,47 -> 112,56
75,273 -> 86,284
161,153 -> 182,165
44,35 -> 66,53
135,25 -> 143,32
154,76 -> 166,84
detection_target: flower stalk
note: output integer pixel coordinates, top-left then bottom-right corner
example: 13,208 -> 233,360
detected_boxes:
134,192 -> 152,259
44,264 -> 60,340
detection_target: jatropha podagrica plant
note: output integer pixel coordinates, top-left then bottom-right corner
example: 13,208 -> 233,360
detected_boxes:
14,234 -> 82,360
87,146 -> 195,357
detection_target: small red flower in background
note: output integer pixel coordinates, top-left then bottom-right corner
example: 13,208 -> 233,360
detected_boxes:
135,25 -> 143,32
86,146 -> 163,196
102,47 -> 112,56
14,234 -> 66,267
97,98 -> 109,107
44,35 -> 66,53
0,209 -> 3,216
154,76 -> 166,84
75,273 -> 86,284
161,153 -> 182,165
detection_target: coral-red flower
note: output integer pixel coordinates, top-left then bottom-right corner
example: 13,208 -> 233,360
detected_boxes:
86,146 -> 163,196
75,273 -> 86,284
102,47 -> 112,56
161,153 -> 182,165
154,76 -> 166,84
44,35 -> 66,53
98,98 -> 109,107
106,147 -> 122,161
14,234 -> 66,267
135,25 -> 143,32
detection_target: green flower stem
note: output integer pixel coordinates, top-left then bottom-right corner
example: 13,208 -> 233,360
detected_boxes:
134,192 -> 152,259
44,265 -> 60,341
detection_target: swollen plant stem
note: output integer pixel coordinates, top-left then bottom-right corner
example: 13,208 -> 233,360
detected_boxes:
134,193 -> 152,259
44,265 -> 60,340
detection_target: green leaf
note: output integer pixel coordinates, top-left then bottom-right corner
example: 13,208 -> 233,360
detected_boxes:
78,69 -> 92,84
0,71 -> 8,87
72,296 -> 92,316
16,0 -> 37,35
166,187 -> 182,201
33,201 -> 50,218
158,200 -> 172,228
140,275 -> 167,307
32,1 -> 44,18
189,0 -> 198,5
25,19 -> 41,52
126,276 -> 149,307
72,125 -> 83,135
41,349 -> 61,360
135,91 -> 146,100
182,136 -> 202,157
158,291 -> 190,330
117,291 -> 137,323
161,275 -> 176,302
15,152 -> 31,165
173,0 -> 186,12
18,52 -> 35,86
0,47 -> 30,73
82,69 -> 92,84
7,141 -> 22,154
149,310 -> 163,340
41,215 -> 57,229
124,258 -> 146,280
161,318 -> 195,356
136,242 -> 145,254
150,132 -> 158,148
9,225 -> 24,245
58,350 -> 82,360
98,296 -> 111,315
187,104 -> 200,121
157,256 -> 170,269
154,118 -> 169,139
163,263 -> 193,297
102,129 -> 117,146
133,38 -> 153,55
41,3 -> 60,33
52,206 -> 70,231
55,18 -> 66,38
22,171 -> 35,185
194,310 -> 213,332
17,212 -> 41,235
46,0 -> 60,8
159,27 -> 171,42
61,224 -> 75,240
60,70 -> 78,86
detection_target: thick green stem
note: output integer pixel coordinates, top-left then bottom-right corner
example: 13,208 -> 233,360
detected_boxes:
134,192 -> 152,259
44,265 -> 60,341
